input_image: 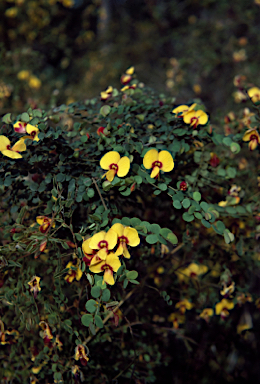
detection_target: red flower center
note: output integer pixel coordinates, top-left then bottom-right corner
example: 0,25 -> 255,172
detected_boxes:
119,235 -> 129,244
31,131 -> 36,138
6,145 -> 11,150
98,240 -> 108,249
109,163 -> 118,173
152,160 -> 162,169
101,264 -> 113,272
250,134 -> 258,142
190,117 -> 199,128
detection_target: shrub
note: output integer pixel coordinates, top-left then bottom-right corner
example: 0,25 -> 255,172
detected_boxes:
1,70 -> 260,383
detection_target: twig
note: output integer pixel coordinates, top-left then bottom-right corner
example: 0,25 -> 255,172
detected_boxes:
92,177 -> 108,211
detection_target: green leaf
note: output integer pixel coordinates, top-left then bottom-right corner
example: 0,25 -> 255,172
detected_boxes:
94,315 -> 103,328
182,212 -> 194,222
216,221 -> 226,234
100,105 -> 111,117
201,219 -> 211,228
182,198 -> 190,208
20,112 -> 30,122
230,142 -> 241,153
81,314 -> 93,327
200,202 -> 209,211
89,322 -> 96,335
91,286 -> 101,298
150,223 -> 161,234
101,289 -> 111,302
126,271 -> 138,280
166,232 -> 178,245
2,113 -> 12,124
194,212 -> 202,219
146,234 -> 158,244
193,192 -> 201,202
87,188 -> 95,198
173,200 -> 182,209
85,299 -> 97,313
158,183 -> 168,191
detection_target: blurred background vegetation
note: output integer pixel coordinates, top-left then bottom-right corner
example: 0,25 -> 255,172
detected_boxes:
1,0 -> 260,118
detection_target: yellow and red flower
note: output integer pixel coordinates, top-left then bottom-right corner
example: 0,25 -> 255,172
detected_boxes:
89,229 -> 118,261
89,252 -> 121,285
215,298 -> 234,319
75,344 -> 89,366
143,149 -> 174,178
36,216 -> 55,233
0,135 -> 26,159
28,276 -> 41,298
39,321 -> 53,345
100,151 -> 130,182
111,223 -> 140,259
243,128 -> 260,150
100,86 -> 113,101
175,299 -> 193,314
172,103 -> 197,117
13,121 -> 27,133
82,238 -> 96,266
248,87 -> 260,103
176,262 -> 208,282
183,109 -> 208,128
168,312 -> 185,329
199,308 -> 214,322
64,258 -> 83,283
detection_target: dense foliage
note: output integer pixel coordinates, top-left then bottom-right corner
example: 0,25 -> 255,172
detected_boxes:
1,69 -> 260,383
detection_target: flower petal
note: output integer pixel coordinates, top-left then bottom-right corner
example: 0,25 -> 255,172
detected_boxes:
197,110 -> 208,125
13,121 -> 27,133
111,223 -> 125,237
100,151 -> 120,170
106,253 -> 121,272
105,229 -> 118,249
150,166 -> 160,178
117,156 -> 130,177
1,150 -> 23,159
105,169 -> 116,182
103,269 -> 115,285
89,260 -> 105,273
172,105 -> 188,115
124,227 -> 140,247
143,149 -> 158,169
0,135 -> 10,151
82,238 -> 94,255
12,139 -> 27,152
76,268 -> 83,281
158,150 -> 174,172
89,231 -> 106,250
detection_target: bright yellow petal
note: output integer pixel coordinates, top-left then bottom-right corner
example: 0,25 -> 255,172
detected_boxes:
117,156 -> 130,177
183,111 -> 194,124
82,238 -> 93,255
103,269 -> 115,285
97,248 -> 108,260
105,229 -> 118,249
76,268 -> 83,281
111,223 -> 125,237
143,149 -> 158,169
158,150 -> 174,172
106,253 -> 121,272
126,66 -> 135,75
197,110 -> 208,125
248,87 -> 260,98
89,231 -> 106,250
105,169 -> 115,181
122,244 -> 131,259
1,150 -> 23,159
124,227 -> 140,247
12,139 -> 26,152
100,151 -> 120,170
172,105 -> 188,115
0,135 -> 10,151
115,243 -> 124,257
89,260 -> 105,273
150,166 -> 160,178
26,123 -> 39,134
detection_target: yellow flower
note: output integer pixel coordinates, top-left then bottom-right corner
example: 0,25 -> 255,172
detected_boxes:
39,321 -> 53,344
143,149 -> 174,178
126,66 -> 135,75
248,87 -> 260,103
199,308 -> 214,322
89,229 -> 118,260
100,86 -> 113,101
89,252 -> 121,285
220,281 -> 235,297
0,135 -> 26,159
24,123 -> 40,142
82,238 -> 96,265
100,151 -> 130,182
13,121 -> 27,133
243,128 -> 260,150
215,298 -> 234,318
17,70 -> 30,80
183,109 -> 208,128
28,76 -> 41,89
168,312 -> 185,329
176,262 -> 208,282
111,223 -> 140,258
64,259 -> 83,283
175,299 -> 193,314
75,344 -> 89,366
36,216 -> 55,233
28,276 -> 41,298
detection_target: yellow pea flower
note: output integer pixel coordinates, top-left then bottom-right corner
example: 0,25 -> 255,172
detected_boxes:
100,151 -> 130,182
183,109 -> 208,128
243,128 -> 260,150
88,229 -> 118,260
64,259 -> 83,283
143,149 -> 174,178
75,344 -> 89,366
0,135 -> 26,159
215,298 -> 234,318
111,223 -> 140,258
89,252 -> 121,285
172,103 -> 197,116
248,87 -> 260,103
28,276 -> 41,298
